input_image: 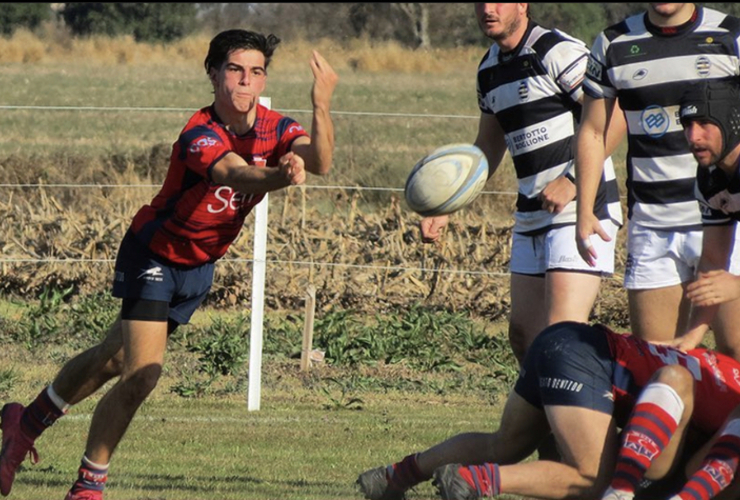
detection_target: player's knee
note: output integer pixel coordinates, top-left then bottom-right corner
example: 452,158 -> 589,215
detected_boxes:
101,349 -> 125,378
121,364 -> 163,401
652,365 -> 694,400
508,322 -> 530,364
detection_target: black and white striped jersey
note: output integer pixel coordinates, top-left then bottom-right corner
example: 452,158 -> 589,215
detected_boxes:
478,21 -> 622,235
584,6 -> 740,230
696,165 -> 740,225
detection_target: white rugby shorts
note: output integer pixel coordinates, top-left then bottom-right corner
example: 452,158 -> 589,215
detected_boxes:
510,220 -> 619,276
624,221 -> 740,290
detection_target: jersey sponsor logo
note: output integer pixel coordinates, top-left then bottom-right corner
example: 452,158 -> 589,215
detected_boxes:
207,185 -> 256,214
640,105 -> 671,138
586,56 -> 602,80
732,367 -> 740,387
288,124 -> 304,134
632,68 -> 648,81
695,56 -> 711,77
188,136 -> 219,154
137,266 -> 164,282
701,351 -> 728,391
508,127 -> 550,152
518,81 -> 530,101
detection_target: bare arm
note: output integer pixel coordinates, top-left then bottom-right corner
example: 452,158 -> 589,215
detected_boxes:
474,112 -> 508,180
420,113 -> 507,243
574,94 -> 617,265
290,50 -> 338,176
675,224 -> 738,350
211,151 -> 305,193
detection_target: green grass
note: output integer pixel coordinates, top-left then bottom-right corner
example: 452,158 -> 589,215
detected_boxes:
10,393 -> 504,500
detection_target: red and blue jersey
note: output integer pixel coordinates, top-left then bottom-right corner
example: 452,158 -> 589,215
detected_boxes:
130,104 -> 308,266
605,325 -> 740,435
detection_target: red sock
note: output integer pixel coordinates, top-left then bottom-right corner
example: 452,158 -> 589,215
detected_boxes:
676,421 -> 740,500
21,388 -> 67,440
386,453 -> 428,490
458,463 -> 500,496
611,384 -> 683,493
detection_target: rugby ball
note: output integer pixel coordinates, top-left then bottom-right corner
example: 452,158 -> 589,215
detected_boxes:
404,143 -> 489,216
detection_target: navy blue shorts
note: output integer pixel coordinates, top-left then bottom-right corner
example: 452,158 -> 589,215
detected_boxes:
514,321 -> 615,414
112,230 -> 214,325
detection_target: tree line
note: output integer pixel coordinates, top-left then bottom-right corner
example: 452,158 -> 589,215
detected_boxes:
4,3 -> 740,49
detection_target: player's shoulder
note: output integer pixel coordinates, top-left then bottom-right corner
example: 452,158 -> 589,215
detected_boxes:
700,6 -> 740,33
599,12 -> 644,43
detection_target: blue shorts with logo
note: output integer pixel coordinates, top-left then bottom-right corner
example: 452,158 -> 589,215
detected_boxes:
112,230 -> 214,325
514,321 -> 615,415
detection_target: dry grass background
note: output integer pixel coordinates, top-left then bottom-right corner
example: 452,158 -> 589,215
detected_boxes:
0,30 -> 632,329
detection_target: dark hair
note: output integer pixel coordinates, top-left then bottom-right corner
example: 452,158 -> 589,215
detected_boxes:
204,29 -> 281,74
679,79 -> 740,160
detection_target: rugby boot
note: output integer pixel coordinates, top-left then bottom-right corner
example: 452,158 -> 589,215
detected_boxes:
601,487 -> 635,500
0,403 -> 39,496
64,488 -> 103,500
433,463 -> 500,500
356,465 -> 407,500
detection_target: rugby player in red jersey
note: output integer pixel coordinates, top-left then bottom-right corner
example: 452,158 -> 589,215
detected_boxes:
0,29 -> 337,500
357,320 -> 740,500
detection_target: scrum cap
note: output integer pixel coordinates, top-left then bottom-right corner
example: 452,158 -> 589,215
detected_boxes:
679,79 -> 740,160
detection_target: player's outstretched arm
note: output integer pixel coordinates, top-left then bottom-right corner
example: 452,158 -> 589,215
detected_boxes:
211,151 -> 305,193
293,50 -> 338,176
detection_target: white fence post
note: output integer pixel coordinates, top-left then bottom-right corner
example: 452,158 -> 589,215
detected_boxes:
247,97 -> 271,412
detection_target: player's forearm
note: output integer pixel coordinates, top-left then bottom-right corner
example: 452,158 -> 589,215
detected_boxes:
304,105 -> 335,176
219,163 -> 291,194
575,133 -> 606,217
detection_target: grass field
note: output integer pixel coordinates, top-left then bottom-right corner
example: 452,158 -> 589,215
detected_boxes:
1,302 -> 517,500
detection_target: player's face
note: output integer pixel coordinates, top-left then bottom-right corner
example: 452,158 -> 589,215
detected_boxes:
475,3 -> 526,42
211,49 -> 267,115
648,3 -> 692,22
684,120 -> 723,167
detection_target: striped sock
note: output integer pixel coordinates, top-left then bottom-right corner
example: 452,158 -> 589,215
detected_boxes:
458,463 -> 500,496
611,383 -> 684,493
674,419 -> 740,500
386,453 -> 428,490
20,386 -> 68,440
69,455 -> 109,494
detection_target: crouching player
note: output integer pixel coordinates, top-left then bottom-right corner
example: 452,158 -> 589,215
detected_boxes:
357,321 -> 740,500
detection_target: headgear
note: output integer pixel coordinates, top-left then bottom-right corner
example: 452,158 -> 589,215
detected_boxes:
679,79 -> 740,161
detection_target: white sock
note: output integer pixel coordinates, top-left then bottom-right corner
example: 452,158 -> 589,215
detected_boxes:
47,385 -> 71,413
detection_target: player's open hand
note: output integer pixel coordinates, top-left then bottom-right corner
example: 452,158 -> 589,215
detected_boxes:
686,270 -> 740,307
278,152 -> 306,186
309,51 -> 338,110
538,176 -> 576,214
668,327 -> 708,353
420,215 -> 449,243
575,213 -> 611,267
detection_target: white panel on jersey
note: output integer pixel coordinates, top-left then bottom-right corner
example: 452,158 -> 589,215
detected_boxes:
518,160 -> 571,197
631,154 -> 698,183
624,106 -> 682,138
632,201 -> 702,228
612,54 -> 740,90
505,112 -> 575,157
